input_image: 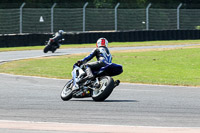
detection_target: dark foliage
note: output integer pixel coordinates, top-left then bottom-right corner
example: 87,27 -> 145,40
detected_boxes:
0,0 -> 200,8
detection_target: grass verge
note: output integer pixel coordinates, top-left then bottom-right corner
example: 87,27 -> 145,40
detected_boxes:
0,47 -> 200,86
1,40 -> 200,52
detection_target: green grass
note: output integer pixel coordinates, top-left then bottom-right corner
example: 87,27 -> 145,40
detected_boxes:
113,48 -> 200,86
1,40 -> 200,52
1,47 -> 200,86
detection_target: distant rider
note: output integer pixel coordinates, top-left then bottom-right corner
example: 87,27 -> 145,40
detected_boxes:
50,30 -> 65,48
72,38 -> 112,90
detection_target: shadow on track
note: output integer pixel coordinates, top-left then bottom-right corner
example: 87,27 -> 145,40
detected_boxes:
105,100 -> 138,103
71,99 -> 138,103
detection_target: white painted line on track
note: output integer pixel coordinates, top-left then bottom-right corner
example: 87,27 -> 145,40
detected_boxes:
0,120 -> 200,133
0,73 -> 67,81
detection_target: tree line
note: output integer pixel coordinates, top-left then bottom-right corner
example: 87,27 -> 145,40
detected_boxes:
0,0 -> 200,8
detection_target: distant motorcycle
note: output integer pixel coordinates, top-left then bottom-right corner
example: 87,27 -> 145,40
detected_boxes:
60,63 -> 123,101
43,31 -> 65,53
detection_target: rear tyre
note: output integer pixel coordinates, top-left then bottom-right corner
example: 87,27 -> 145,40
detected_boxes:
92,76 -> 115,101
60,80 -> 73,101
52,48 -> 57,53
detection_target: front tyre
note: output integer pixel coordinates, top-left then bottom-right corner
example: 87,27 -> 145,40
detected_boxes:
43,45 -> 51,53
92,76 -> 115,101
60,80 -> 73,101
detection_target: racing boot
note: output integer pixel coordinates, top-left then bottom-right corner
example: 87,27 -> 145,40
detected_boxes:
85,67 -> 94,79
77,67 -> 94,84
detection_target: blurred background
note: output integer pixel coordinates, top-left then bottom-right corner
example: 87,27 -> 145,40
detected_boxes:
1,0 -> 200,34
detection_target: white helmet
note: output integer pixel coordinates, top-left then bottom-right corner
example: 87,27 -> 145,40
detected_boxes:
58,30 -> 64,34
96,38 -> 108,48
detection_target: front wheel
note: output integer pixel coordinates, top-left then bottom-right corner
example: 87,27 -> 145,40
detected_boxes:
92,76 -> 115,101
43,45 -> 51,53
60,80 -> 73,101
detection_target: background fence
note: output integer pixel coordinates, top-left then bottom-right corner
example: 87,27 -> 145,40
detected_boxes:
0,3 -> 200,34
1,30 -> 200,47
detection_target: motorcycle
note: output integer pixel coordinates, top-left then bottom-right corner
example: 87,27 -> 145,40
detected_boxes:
60,63 -> 123,101
43,33 -> 64,53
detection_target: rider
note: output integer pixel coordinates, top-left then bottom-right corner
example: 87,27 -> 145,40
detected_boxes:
50,30 -> 65,48
72,37 -> 112,90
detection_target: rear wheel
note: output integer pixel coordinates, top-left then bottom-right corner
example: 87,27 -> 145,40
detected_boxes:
60,80 -> 73,101
52,48 -> 57,53
92,76 -> 115,101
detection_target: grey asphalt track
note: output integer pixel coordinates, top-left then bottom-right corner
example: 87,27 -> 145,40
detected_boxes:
0,73 -> 200,127
0,44 -> 200,132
